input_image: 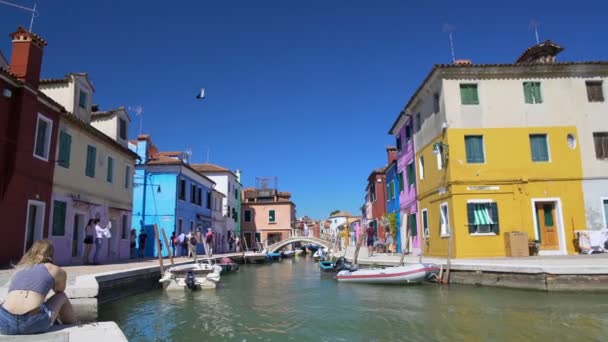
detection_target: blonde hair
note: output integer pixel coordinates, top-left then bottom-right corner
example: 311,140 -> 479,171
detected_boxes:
17,239 -> 54,268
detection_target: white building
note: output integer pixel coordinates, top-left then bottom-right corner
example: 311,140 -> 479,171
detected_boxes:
327,211 -> 352,238
211,189 -> 227,252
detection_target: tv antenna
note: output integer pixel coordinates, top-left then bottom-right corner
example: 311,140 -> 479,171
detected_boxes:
129,105 -> 144,135
529,19 -> 541,44
0,1 -> 39,32
443,23 -> 456,63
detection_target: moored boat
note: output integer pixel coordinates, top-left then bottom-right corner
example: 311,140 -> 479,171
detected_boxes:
319,257 -> 358,273
267,251 -> 281,260
218,257 -> 239,273
336,263 -> 439,284
281,250 -> 295,258
159,261 -> 222,290
244,251 -> 268,263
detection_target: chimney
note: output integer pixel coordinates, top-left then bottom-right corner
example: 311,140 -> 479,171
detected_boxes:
386,146 -> 397,164
9,27 -> 47,88
454,59 -> 472,65
235,169 -> 242,183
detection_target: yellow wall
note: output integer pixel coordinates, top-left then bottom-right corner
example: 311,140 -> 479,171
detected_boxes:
418,126 -> 586,258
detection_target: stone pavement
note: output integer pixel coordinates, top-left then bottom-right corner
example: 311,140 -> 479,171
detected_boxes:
0,322 -> 127,342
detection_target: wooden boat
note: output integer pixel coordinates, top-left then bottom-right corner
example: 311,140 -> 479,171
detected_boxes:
217,257 -> 239,273
244,251 -> 268,263
266,251 -> 281,260
159,260 -> 222,290
336,263 -> 440,284
281,250 -> 296,258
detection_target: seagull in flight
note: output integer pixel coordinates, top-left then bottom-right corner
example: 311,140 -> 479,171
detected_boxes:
196,88 -> 205,100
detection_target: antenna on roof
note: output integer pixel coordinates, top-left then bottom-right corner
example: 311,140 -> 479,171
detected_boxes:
185,147 -> 192,163
443,23 -> 456,63
128,105 -> 144,135
0,1 -> 39,31
529,19 -> 541,44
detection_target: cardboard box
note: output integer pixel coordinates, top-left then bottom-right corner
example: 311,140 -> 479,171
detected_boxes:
504,231 -> 530,257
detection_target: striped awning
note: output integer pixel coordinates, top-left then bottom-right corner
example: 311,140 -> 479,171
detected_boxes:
473,204 -> 493,225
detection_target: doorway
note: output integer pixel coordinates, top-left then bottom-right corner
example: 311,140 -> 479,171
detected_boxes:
532,199 -> 566,255
24,200 -> 45,253
72,213 -> 85,258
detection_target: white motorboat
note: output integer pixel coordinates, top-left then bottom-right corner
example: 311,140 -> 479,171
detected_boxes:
244,251 -> 268,263
336,263 -> 440,284
294,249 -> 303,256
313,247 -> 328,261
281,250 -> 295,258
159,260 -> 222,290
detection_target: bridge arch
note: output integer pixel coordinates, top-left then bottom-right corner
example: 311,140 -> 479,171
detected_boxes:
266,236 -> 331,253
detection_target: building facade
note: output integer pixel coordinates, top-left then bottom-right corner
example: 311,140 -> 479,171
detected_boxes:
409,41 -> 600,258
131,136 -> 214,257
364,166 -> 387,240
211,189 -> 227,252
327,211 -> 352,240
0,28 -> 62,266
384,158 -> 402,250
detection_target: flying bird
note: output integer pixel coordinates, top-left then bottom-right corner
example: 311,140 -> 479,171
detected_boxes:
196,88 -> 205,100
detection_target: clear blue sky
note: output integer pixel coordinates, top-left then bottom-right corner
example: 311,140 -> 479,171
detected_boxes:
1,0 -> 607,219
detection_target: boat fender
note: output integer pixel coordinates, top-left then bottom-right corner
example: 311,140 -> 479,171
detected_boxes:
185,271 -> 197,290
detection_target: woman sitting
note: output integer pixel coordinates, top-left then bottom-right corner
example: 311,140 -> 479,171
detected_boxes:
0,240 -> 76,335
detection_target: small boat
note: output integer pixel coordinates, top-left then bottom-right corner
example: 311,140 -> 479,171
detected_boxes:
319,257 -> 358,273
159,260 -> 222,290
336,263 -> 440,284
313,247 -> 328,261
267,251 -> 281,260
281,250 -> 295,258
217,257 -> 239,273
294,249 -> 303,256
306,244 -> 320,253
244,251 -> 268,263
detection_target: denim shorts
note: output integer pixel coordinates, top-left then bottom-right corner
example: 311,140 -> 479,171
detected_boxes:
0,304 -> 53,335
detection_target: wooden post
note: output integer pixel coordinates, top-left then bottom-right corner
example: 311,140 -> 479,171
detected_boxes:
444,232 -> 453,284
153,224 -> 164,273
161,229 -> 174,267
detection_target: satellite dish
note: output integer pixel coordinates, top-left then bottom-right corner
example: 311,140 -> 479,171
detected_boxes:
196,88 -> 205,100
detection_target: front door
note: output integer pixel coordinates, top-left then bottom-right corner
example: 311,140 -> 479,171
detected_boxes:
72,214 -> 84,258
535,202 -> 559,250
25,201 -> 45,253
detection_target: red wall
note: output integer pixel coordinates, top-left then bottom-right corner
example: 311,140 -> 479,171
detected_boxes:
370,173 -> 387,238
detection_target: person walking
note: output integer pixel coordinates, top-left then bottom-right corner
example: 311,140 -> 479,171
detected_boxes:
170,231 -> 177,257
385,232 -> 395,255
235,236 -> 241,252
93,218 -> 111,265
138,228 -> 147,258
177,231 -> 187,257
196,226 -> 204,255
186,229 -> 197,261
366,223 -> 376,257
228,231 -> 235,252
83,219 -> 95,265
205,228 -> 214,257
129,229 -> 137,259
0,240 -> 76,335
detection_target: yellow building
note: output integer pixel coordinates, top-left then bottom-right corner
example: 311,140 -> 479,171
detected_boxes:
399,41 -> 603,258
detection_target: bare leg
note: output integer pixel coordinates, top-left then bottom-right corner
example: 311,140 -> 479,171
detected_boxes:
45,292 -> 77,325
84,244 -> 92,264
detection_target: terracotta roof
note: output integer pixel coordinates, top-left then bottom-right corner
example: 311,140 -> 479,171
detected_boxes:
516,40 -> 564,64
146,154 -> 216,185
191,163 -> 230,173
137,134 -> 150,140
329,211 -> 352,218
39,73 -> 95,91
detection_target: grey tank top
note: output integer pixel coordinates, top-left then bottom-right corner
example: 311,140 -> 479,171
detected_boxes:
8,264 -> 55,295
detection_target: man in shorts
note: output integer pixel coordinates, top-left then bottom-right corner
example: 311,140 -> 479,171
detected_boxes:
366,223 -> 376,257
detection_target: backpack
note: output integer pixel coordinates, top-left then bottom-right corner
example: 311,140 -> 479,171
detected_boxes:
190,236 -> 197,245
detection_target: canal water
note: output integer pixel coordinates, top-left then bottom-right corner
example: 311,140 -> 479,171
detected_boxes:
99,257 -> 608,341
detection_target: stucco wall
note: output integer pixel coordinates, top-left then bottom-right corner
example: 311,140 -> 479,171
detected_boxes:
583,179 -> 608,230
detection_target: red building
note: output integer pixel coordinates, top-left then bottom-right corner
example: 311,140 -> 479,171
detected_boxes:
0,27 -> 64,266
364,148 -> 396,239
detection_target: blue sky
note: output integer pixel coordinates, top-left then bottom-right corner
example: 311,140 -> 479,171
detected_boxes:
1,0 -> 607,219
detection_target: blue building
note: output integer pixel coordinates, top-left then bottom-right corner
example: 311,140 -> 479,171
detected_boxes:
131,135 -> 215,257
384,155 -> 401,252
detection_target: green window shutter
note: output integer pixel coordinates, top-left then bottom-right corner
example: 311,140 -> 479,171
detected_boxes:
58,131 -> 71,168
405,125 -> 411,141
467,203 -> 476,234
532,82 -> 542,103
530,135 -> 549,162
603,200 -> 608,227
407,163 -> 415,186
107,157 -> 114,182
524,82 -> 542,104
409,215 -> 418,237
269,210 -> 276,222
52,201 -> 67,236
465,136 -> 484,163
86,146 -> 96,177
523,82 -> 533,103
460,84 -> 479,105
489,202 -> 499,234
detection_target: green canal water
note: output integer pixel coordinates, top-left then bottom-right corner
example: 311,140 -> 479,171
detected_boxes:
99,257 -> 608,341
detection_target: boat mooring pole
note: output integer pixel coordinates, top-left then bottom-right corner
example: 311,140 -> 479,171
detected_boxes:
154,224 -> 165,273
161,228 -> 174,267
444,232 -> 453,284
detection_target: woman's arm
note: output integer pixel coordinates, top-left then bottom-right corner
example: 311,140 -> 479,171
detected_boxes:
53,267 -> 67,293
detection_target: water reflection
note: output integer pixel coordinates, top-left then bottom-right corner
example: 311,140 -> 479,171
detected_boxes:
100,258 -> 608,341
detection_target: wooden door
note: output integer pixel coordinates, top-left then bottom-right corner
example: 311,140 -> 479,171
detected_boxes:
536,202 -> 559,250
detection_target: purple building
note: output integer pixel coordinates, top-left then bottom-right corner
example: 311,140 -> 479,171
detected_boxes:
389,112 -> 421,254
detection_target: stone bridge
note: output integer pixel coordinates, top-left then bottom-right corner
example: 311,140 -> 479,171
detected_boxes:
266,236 -> 332,253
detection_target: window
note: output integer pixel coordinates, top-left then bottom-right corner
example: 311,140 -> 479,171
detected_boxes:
245,210 -> 251,222
523,82 -> 543,104
407,162 -> 415,186
530,134 -> 550,162
433,92 -> 440,113
467,202 -> 499,234
440,202 -> 450,236
460,84 -> 479,105
119,118 -> 127,140
390,181 -> 396,199
179,179 -> 186,200
269,210 -> 276,223
593,132 -> 608,160
106,157 -> 114,183
121,215 -> 128,239
396,135 -> 402,152
85,145 -> 96,177
191,184 -> 197,203
419,156 -> 425,180
177,219 -> 183,234
206,191 -> 211,209
405,124 -> 412,143
124,166 -> 131,189
198,188 -> 203,206
436,144 -> 443,170
235,188 -> 238,200
51,200 -> 67,236
421,209 -> 429,238
57,131 -> 71,168
586,81 -> 604,102
78,90 -> 87,109
465,135 -> 485,163
34,114 -> 52,161
408,213 -> 418,237
398,172 -> 404,193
